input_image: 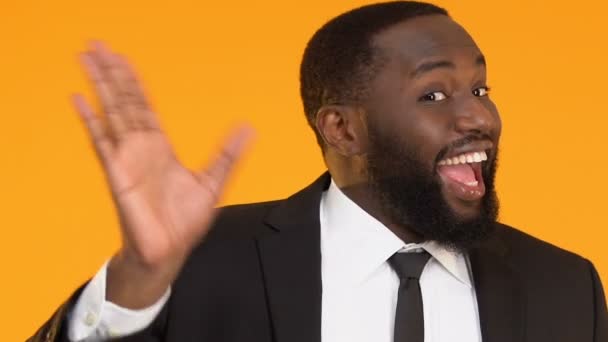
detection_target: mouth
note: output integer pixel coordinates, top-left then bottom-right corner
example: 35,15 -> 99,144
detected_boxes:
436,150 -> 489,202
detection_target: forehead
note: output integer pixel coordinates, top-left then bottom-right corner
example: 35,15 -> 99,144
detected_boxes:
372,15 -> 482,69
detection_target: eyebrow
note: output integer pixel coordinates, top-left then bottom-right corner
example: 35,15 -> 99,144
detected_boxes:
410,54 -> 486,79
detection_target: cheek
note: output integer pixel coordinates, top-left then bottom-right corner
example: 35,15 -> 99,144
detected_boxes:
388,108 -> 450,168
486,100 -> 502,136
412,119 -> 447,154
365,95 -> 450,167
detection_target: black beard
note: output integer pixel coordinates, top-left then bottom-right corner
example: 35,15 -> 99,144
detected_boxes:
366,122 -> 499,252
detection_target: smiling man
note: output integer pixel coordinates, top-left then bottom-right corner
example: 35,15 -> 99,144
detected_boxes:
30,1 -> 606,342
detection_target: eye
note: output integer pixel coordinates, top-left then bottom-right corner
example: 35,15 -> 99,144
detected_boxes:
419,91 -> 447,102
473,86 -> 491,97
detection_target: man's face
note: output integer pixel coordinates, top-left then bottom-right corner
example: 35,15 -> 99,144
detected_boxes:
363,15 -> 502,250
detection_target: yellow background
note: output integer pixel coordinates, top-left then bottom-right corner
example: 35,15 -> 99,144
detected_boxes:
1,0 -> 607,340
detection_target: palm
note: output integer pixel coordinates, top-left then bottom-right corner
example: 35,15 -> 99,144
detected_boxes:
108,133 -> 209,264
73,43 -> 252,267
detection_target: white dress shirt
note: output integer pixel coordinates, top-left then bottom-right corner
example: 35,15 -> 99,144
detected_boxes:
69,180 -> 482,342
320,180 -> 481,342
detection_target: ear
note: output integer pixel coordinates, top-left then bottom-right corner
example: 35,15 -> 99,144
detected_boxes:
315,105 -> 368,156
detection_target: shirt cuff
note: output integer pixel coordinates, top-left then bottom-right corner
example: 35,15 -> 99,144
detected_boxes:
68,260 -> 171,341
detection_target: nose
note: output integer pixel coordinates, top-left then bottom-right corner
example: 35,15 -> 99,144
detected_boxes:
453,95 -> 496,135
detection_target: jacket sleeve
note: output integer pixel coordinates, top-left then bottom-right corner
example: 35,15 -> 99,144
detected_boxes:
26,284 -> 169,342
26,285 -> 85,342
588,260 -> 608,342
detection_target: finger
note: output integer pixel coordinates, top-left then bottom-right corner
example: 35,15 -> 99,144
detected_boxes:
93,42 -> 141,130
114,54 -> 161,130
197,125 -> 256,199
80,51 -> 128,139
71,94 -> 114,163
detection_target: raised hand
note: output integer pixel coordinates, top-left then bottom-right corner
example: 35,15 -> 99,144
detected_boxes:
72,42 -> 254,308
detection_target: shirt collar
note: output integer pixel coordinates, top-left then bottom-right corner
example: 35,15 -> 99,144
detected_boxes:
320,179 -> 472,287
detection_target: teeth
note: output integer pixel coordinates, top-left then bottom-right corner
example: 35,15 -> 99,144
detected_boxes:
473,152 -> 482,162
465,181 -> 479,186
438,151 -> 489,166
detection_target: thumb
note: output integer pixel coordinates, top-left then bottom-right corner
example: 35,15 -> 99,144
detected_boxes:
196,124 -> 256,199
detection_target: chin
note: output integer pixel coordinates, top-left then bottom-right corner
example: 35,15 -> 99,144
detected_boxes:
443,193 -> 483,221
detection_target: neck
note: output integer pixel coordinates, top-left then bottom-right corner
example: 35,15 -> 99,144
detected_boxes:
335,179 -> 423,244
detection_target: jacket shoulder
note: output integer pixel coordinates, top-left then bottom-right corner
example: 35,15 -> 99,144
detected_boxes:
494,222 -> 595,286
496,222 -> 588,265
206,200 -> 284,240
494,224 -> 606,339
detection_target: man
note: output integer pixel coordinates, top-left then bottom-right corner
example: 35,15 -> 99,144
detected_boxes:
30,1 -> 607,341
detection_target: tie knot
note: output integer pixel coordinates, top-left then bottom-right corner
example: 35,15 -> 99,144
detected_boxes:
389,251 -> 431,280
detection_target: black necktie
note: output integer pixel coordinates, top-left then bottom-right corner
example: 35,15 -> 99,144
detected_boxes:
389,251 -> 431,342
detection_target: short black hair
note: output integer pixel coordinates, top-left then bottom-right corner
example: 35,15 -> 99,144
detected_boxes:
299,1 -> 449,150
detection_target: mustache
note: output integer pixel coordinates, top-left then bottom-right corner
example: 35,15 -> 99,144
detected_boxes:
435,133 -> 493,163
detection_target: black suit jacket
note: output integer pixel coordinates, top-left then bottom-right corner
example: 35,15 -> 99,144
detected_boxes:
30,173 -> 608,342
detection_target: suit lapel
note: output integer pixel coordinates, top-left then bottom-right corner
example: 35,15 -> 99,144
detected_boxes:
256,173 -> 330,342
469,229 -> 526,342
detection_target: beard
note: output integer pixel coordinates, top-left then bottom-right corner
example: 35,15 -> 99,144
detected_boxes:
365,120 -> 499,252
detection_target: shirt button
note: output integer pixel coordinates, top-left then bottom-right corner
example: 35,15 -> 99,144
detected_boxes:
109,328 -> 120,337
84,312 -> 97,326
